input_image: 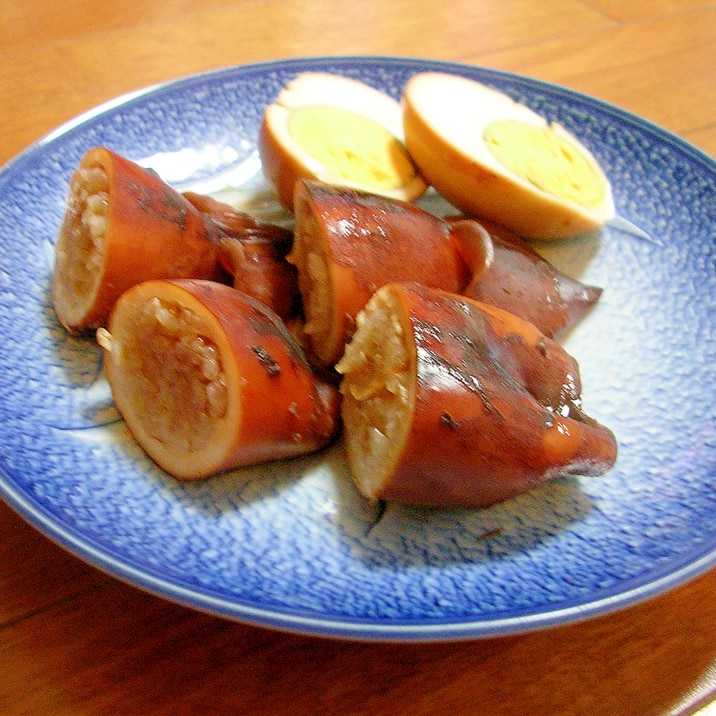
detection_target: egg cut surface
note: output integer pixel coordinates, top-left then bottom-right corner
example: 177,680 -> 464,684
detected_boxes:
259,72 -> 427,211
402,72 -> 615,240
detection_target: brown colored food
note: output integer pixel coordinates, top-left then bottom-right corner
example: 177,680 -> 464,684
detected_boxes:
336,282 -> 617,508
462,218 -> 603,338
288,180 -> 491,366
52,147 -> 226,332
184,191 -> 300,319
97,279 -> 340,479
288,180 -> 602,370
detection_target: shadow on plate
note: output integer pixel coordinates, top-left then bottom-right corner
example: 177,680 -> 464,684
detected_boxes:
320,442 -> 597,569
41,280 -> 598,572
40,292 -> 121,430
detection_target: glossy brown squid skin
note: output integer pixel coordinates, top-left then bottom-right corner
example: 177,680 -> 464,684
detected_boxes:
356,282 -> 616,508
290,180 -> 491,366
183,192 -> 300,320
159,280 -> 340,469
289,181 -> 601,369
52,147 -> 227,332
182,191 -> 293,245
462,219 -> 603,338
99,279 -> 341,479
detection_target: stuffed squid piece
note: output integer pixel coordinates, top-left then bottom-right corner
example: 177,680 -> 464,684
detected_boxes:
97,279 -> 341,480
289,179 -> 492,366
336,282 -> 617,508
289,181 -> 602,369
463,219 -> 602,338
52,147 -> 226,332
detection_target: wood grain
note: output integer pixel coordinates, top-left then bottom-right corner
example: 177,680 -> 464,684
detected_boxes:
471,9 -> 716,146
1,1 -> 714,713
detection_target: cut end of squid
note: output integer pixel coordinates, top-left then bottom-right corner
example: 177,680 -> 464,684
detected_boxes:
98,279 -> 340,480
335,287 -> 415,500
288,182 -> 346,367
52,147 -> 224,334
52,156 -> 111,331
97,283 -> 236,479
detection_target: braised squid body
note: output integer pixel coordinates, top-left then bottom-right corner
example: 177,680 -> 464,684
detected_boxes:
464,218 -> 603,338
51,147 -> 301,333
289,179 -> 491,366
336,282 -> 617,508
289,180 -> 602,367
52,147 -> 226,332
97,279 -> 340,479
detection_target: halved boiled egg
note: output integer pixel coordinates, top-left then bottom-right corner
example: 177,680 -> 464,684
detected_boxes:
402,72 -> 615,240
259,72 -> 427,211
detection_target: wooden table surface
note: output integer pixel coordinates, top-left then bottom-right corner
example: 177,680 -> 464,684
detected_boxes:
1,1 -> 715,714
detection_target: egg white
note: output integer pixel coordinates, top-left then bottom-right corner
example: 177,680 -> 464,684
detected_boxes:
402,72 -> 615,240
259,72 -> 427,210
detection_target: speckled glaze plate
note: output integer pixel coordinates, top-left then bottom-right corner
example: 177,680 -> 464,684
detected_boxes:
0,57 -> 714,641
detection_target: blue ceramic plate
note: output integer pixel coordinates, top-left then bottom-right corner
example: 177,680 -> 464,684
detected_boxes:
0,57 -> 714,641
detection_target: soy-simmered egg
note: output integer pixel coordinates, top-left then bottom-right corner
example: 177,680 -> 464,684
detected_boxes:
402,72 -> 615,240
259,72 -> 427,211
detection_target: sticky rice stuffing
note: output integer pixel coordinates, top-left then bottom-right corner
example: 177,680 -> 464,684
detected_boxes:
336,289 -> 413,496
118,297 -> 228,454
55,164 -> 109,316
289,203 -> 335,360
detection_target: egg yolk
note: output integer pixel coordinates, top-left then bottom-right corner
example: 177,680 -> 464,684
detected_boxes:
483,120 -> 606,208
287,106 -> 418,190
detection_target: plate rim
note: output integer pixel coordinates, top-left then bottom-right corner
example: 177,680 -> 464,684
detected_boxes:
4,469 -> 716,641
1,54 -> 715,642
